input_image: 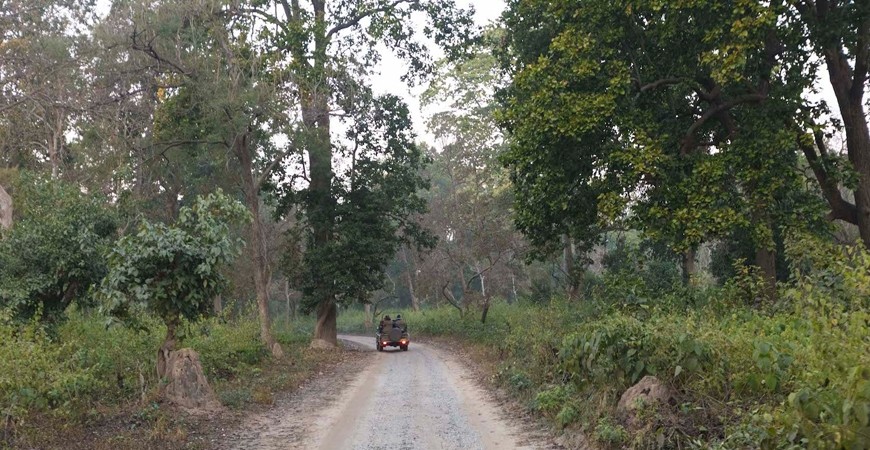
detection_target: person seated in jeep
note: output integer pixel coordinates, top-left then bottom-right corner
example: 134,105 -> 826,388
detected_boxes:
378,315 -> 391,334
393,314 -> 407,332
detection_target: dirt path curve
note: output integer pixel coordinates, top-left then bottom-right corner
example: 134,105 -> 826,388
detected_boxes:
219,335 -> 556,450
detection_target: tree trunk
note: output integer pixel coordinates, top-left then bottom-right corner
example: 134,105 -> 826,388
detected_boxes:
236,132 -> 283,358
682,247 -> 697,285
312,298 -> 338,347
442,280 -> 463,315
457,266 -> 470,311
839,96 -> 870,247
478,263 -> 487,299
823,24 -> 870,247
213,294 -> 222,316
251,191 -> 283,358
157,317 -> 179,379
402,246 -> 420,311
364,303 -> 372,332
305,1 -> 338,347
0,183 -> 11,230
48,110 -> 64,179
563,234 -> 577,298
284,279 -> 297,321
755,246 -> 777,303
478,280 -> 489,323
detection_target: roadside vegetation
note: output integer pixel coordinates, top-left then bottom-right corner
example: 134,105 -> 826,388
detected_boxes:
339,233 -> 870,449
0,308 -> 328,447
3,314 -> 351,450
0,172 -> 329,447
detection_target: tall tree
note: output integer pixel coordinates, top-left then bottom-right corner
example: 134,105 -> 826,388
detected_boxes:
792,0 -> 870,246
240,0 -> 476,346
98,0 -> 296,356
0,174 -> 117,324
0,0 -> 95,177
0,181 -> 10,230
101,190 -> 248,379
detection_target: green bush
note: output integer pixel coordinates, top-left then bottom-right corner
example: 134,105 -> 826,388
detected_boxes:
0,309 -> 159,425
594,417 -> 628,444
0,174 -> 118,324
101,190 -> 249,339
186,315 -> 267,380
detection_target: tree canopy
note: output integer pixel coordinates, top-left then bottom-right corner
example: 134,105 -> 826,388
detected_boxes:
497,0 -> 859,291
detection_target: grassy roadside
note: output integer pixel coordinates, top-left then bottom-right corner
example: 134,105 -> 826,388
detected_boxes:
1,311 -> 344,450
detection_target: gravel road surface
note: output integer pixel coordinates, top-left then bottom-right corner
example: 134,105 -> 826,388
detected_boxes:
220,335 -> 553,450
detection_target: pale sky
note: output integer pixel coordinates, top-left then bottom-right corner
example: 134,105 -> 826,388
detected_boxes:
369,0 -> 506,143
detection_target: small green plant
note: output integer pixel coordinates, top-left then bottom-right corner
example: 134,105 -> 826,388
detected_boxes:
508,370 -> 533,392
219,388 -> 253,409
532,384 -> 575,417
556,404 -> 580,428
133,402 -> 161,422
594,416 -> 628,444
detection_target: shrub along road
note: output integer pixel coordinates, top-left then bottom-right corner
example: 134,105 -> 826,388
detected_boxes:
221,335 -> 558,450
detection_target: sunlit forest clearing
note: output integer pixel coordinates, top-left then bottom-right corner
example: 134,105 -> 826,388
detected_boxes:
0,0 -> 869,448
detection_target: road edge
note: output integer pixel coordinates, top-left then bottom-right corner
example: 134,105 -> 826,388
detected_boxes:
418,335 -> 593,450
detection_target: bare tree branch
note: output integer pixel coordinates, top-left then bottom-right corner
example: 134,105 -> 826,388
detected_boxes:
441,280 -> 463,313
129,30 -> 192,77
680,94 -> 766,154
635,77 -> 684,93
256,144 -> 298,187
851,14 -> 870,99
798,129 -> 859,224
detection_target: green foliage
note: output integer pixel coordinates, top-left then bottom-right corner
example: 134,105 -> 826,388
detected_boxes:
595,237 -> 682,304
0,307 -> 311,429
710,227 -> 794,284
0,173 -> 118,324
100,190 -> 249,331
296,94 -> 436,311
594,417 -> 628,445
417,30 -> 524,310
0,308 -> 159,426
186,315 -> 268,380
497,0 -> 829,262
533,384 -> 575,417
528,276 -> 555,304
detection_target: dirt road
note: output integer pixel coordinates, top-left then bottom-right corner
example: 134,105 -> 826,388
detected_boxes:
221,335 -> 555,450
